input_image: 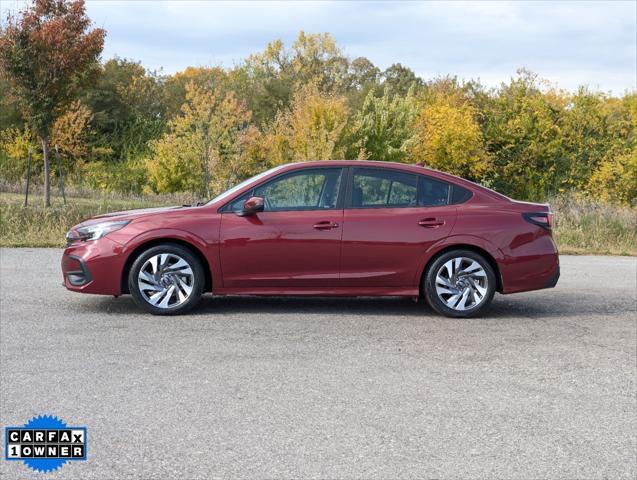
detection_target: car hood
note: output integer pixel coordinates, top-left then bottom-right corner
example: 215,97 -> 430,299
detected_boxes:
75,205 -> 189,228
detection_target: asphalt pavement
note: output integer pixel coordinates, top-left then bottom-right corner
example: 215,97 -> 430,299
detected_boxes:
1,249 -> 636,479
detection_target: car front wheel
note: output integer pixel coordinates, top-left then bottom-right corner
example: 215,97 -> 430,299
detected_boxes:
423,249 -> 496,318
128,244 -> 204,315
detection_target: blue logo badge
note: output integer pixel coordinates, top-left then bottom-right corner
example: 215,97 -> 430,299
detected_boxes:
4,415 -> 87,473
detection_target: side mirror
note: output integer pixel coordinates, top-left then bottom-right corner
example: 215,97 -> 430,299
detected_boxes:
237,196 -> 264,216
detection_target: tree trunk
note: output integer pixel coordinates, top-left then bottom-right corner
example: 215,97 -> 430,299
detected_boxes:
24,148 -> 32,207
41,136 -> 51,207
54,145 -> 66,204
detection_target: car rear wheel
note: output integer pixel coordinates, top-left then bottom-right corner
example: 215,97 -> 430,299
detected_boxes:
423,249 -> 496,318
128,244 -> 204,315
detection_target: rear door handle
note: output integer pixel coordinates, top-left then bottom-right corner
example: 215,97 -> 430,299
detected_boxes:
313,221 -> 339,230
418,218 -> 445,228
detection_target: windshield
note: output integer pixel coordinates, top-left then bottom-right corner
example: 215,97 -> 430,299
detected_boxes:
206,165 -> 288,206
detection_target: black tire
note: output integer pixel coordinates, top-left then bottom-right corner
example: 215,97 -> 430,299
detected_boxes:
128,243 -> 204,315
423,249 -> 496,318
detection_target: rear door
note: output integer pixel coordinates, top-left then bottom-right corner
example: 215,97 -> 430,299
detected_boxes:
339,167 -> 457,287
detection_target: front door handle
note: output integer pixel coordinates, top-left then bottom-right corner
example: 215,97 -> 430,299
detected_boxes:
313,221 -> 339,230
418,218 -> 445,228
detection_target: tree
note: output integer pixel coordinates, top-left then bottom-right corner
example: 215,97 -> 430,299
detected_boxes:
163,66 -> 227,119
234,31 -> 351,127
83,58 -> 166,162
50,100 -> 93,160
262,83 -> 349,164
410,91 -> 491,181
480,70 -> 567,200
147,82 -> 254,196
348,86 -> 418,162
343,56 -> 381,112
347,57 -> 380,91
0,77 -> 23,130
0,0 -> 105,206
0,126 -> 41,183
586,93 -> 637,205
382,63 -> 423,96
290,31 -> 349,92
587,149 -> 637,205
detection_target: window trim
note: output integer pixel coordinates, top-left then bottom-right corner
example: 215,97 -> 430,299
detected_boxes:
219,166 -> 346,213
345,166 -> 454,210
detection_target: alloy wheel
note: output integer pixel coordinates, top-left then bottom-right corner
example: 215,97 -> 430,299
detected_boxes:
434,256 -> 489,311
137,253 -> 194,309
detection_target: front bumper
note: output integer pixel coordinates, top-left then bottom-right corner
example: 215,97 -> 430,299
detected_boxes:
61,237 -> 127,295
62,255 -> 93,286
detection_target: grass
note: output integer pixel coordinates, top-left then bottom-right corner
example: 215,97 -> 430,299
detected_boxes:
1,190 -> 635,255
0,190 -> 197,248
550,194 -> 637,256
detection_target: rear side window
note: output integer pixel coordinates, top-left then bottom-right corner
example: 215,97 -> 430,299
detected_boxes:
352,168 -> 418,207
351,168 -> 452,208
418,176 -> 450,206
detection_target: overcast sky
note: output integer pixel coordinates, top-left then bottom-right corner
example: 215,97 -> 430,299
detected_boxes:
2,0 -> 636,94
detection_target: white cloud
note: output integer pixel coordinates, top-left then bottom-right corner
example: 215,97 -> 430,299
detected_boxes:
1,0 -> 635,93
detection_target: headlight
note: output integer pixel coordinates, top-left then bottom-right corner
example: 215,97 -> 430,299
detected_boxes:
67,220 -> 130,243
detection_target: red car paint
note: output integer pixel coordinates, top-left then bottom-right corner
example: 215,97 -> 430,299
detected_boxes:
62,160 -> 559,299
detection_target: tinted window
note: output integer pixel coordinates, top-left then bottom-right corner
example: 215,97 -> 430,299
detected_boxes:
225,168 -> 342,212
352,168 -> 418,207
226,193 -> 251,212
451,185 -> 473,204
418,176 -> 450,206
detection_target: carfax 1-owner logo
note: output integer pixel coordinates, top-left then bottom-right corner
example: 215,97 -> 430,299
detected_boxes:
4,415 -> 87,473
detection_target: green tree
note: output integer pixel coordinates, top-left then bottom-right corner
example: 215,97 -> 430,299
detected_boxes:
0,0 -> 105,206
347,86 -> 418,162
83,58 -> 166,162
480,70 -> 567,199
147,82 -> 253,196
382,63 -> 423,96
233,31 -> 352,127
0,77 -> 23,130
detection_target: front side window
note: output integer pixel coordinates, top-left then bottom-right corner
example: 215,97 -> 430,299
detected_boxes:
226,168 -> 343,212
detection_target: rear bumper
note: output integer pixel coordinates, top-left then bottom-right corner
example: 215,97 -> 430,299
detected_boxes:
61,237 -> 126,295
545,264 -> 560,288
500,234 -> 560,294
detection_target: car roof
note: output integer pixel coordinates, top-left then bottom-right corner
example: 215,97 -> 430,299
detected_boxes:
281,160 -> 509,201
283,160 -> 438,176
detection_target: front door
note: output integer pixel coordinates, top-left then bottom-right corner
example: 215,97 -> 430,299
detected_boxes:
339,167 -> 457,287
219,167 -> 344,288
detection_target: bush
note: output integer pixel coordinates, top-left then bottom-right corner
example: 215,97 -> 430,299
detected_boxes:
77,159 -> 149,194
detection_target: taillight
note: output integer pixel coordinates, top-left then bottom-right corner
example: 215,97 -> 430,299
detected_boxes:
523,212 -> 553,230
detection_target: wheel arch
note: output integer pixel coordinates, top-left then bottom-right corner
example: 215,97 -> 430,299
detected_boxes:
419,243 -> 504,296
120,238 -> 213,294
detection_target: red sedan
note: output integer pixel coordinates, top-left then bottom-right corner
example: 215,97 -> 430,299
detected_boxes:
62,161 -> 559,317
